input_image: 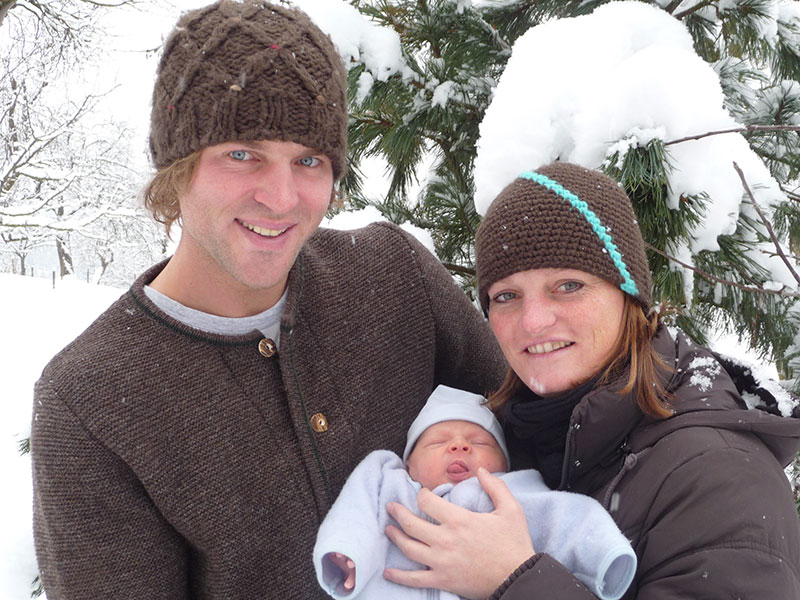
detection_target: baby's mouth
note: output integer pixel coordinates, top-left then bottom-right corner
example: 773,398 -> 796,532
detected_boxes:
446,460 -> 471,481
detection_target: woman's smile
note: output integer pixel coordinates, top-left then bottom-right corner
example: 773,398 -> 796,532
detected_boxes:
525,340 -> 574,355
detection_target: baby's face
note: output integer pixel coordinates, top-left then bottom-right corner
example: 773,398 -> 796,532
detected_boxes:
406,420 -> 507,489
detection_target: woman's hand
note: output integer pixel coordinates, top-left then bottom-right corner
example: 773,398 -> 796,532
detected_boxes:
383,468 -> 535,600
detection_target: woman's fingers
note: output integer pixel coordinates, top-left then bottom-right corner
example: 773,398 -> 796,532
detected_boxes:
383,479 -> 536,600
383,563 -> 438,589
414,487 -> 471,525
477,466 -> 514,505
476,468 -> 531,542
384,501 -> 437,566
383,510 -> 447,592
386,500 -> 440,541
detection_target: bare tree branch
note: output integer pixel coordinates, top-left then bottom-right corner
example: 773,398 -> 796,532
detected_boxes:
674,0 -> 716,20
732,161 -> 800,287
1,92 -> 101,193
645,242 -> 800,298
78,0 -> 132,7
0,178 -> 77,217
0,207 -> 144,232
759,248 -> 800,262
442,261 -> 475,277
779,184 -> 800,204
665,124 -> 800,146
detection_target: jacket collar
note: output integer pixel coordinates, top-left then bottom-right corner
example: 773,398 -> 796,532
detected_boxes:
127,249 -> 309,345
557,327 -> 676,489
562,381 -> 646,491
632,329 -> 800,465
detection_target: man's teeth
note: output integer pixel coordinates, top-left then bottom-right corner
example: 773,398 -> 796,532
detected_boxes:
527,341 -> 572,355
241,221 -> 287,237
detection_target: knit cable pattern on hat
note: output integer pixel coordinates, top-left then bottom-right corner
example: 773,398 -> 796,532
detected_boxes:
149,0 -> 347,179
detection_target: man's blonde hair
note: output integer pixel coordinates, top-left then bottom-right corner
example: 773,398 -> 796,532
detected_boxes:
142,150 -> 202,236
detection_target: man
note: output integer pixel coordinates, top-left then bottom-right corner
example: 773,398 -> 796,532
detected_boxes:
30,1 -> 506,598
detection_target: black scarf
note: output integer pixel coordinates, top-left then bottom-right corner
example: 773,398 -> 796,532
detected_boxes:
503,378 -> 597,489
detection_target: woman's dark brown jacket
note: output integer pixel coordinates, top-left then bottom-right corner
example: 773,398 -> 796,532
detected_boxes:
496,327 -> 800,600
31,222 -> 507,600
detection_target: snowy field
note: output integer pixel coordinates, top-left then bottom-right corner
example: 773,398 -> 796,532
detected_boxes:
1,273 -> 125,600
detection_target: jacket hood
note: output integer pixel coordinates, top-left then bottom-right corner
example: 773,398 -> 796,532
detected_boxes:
630,328 -> 800,467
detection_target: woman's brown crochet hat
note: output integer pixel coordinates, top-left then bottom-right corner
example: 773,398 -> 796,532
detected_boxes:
476,162 -> 652,312
149,0 -> 348,180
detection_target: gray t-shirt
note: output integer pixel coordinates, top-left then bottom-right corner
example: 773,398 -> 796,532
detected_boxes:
144,285 -> 287,347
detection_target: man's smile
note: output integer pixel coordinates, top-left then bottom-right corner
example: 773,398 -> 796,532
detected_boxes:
238,219 -> 288,238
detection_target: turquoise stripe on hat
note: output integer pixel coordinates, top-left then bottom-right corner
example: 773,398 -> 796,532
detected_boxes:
519,170 -> 639,297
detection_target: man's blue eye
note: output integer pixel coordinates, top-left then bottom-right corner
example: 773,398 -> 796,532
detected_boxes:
230,150 -> 250,160
299,156 -> 319,167
562,281 -> 582,292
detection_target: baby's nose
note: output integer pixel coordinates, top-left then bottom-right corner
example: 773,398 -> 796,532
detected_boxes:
449,438 -> 471,453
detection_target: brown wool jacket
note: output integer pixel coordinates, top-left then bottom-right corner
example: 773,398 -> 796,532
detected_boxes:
496,327 -> 800,600
31,222 -> 507,600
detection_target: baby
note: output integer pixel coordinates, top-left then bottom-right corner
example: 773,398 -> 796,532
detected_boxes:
314,385 -> 636,600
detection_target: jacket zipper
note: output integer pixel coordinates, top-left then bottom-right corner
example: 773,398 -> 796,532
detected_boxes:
557,420 -> 577,490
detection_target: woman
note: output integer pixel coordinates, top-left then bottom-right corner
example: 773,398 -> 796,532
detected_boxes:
383,162 -> 800,599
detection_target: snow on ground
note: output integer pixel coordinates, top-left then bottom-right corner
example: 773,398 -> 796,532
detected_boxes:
0,274 -> 124,600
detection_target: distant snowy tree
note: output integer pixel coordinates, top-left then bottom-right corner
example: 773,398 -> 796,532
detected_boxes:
342,0 -> 800,397
0,0 -> 131,40
0,0 -> 168,285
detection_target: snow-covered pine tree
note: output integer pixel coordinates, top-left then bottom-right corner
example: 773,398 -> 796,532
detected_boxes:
341,0 -> 511,275
343,0 -> 800,395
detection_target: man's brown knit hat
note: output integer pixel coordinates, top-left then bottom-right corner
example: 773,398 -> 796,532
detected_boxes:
476,162 -> 652,312
149,0 -> 348,179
